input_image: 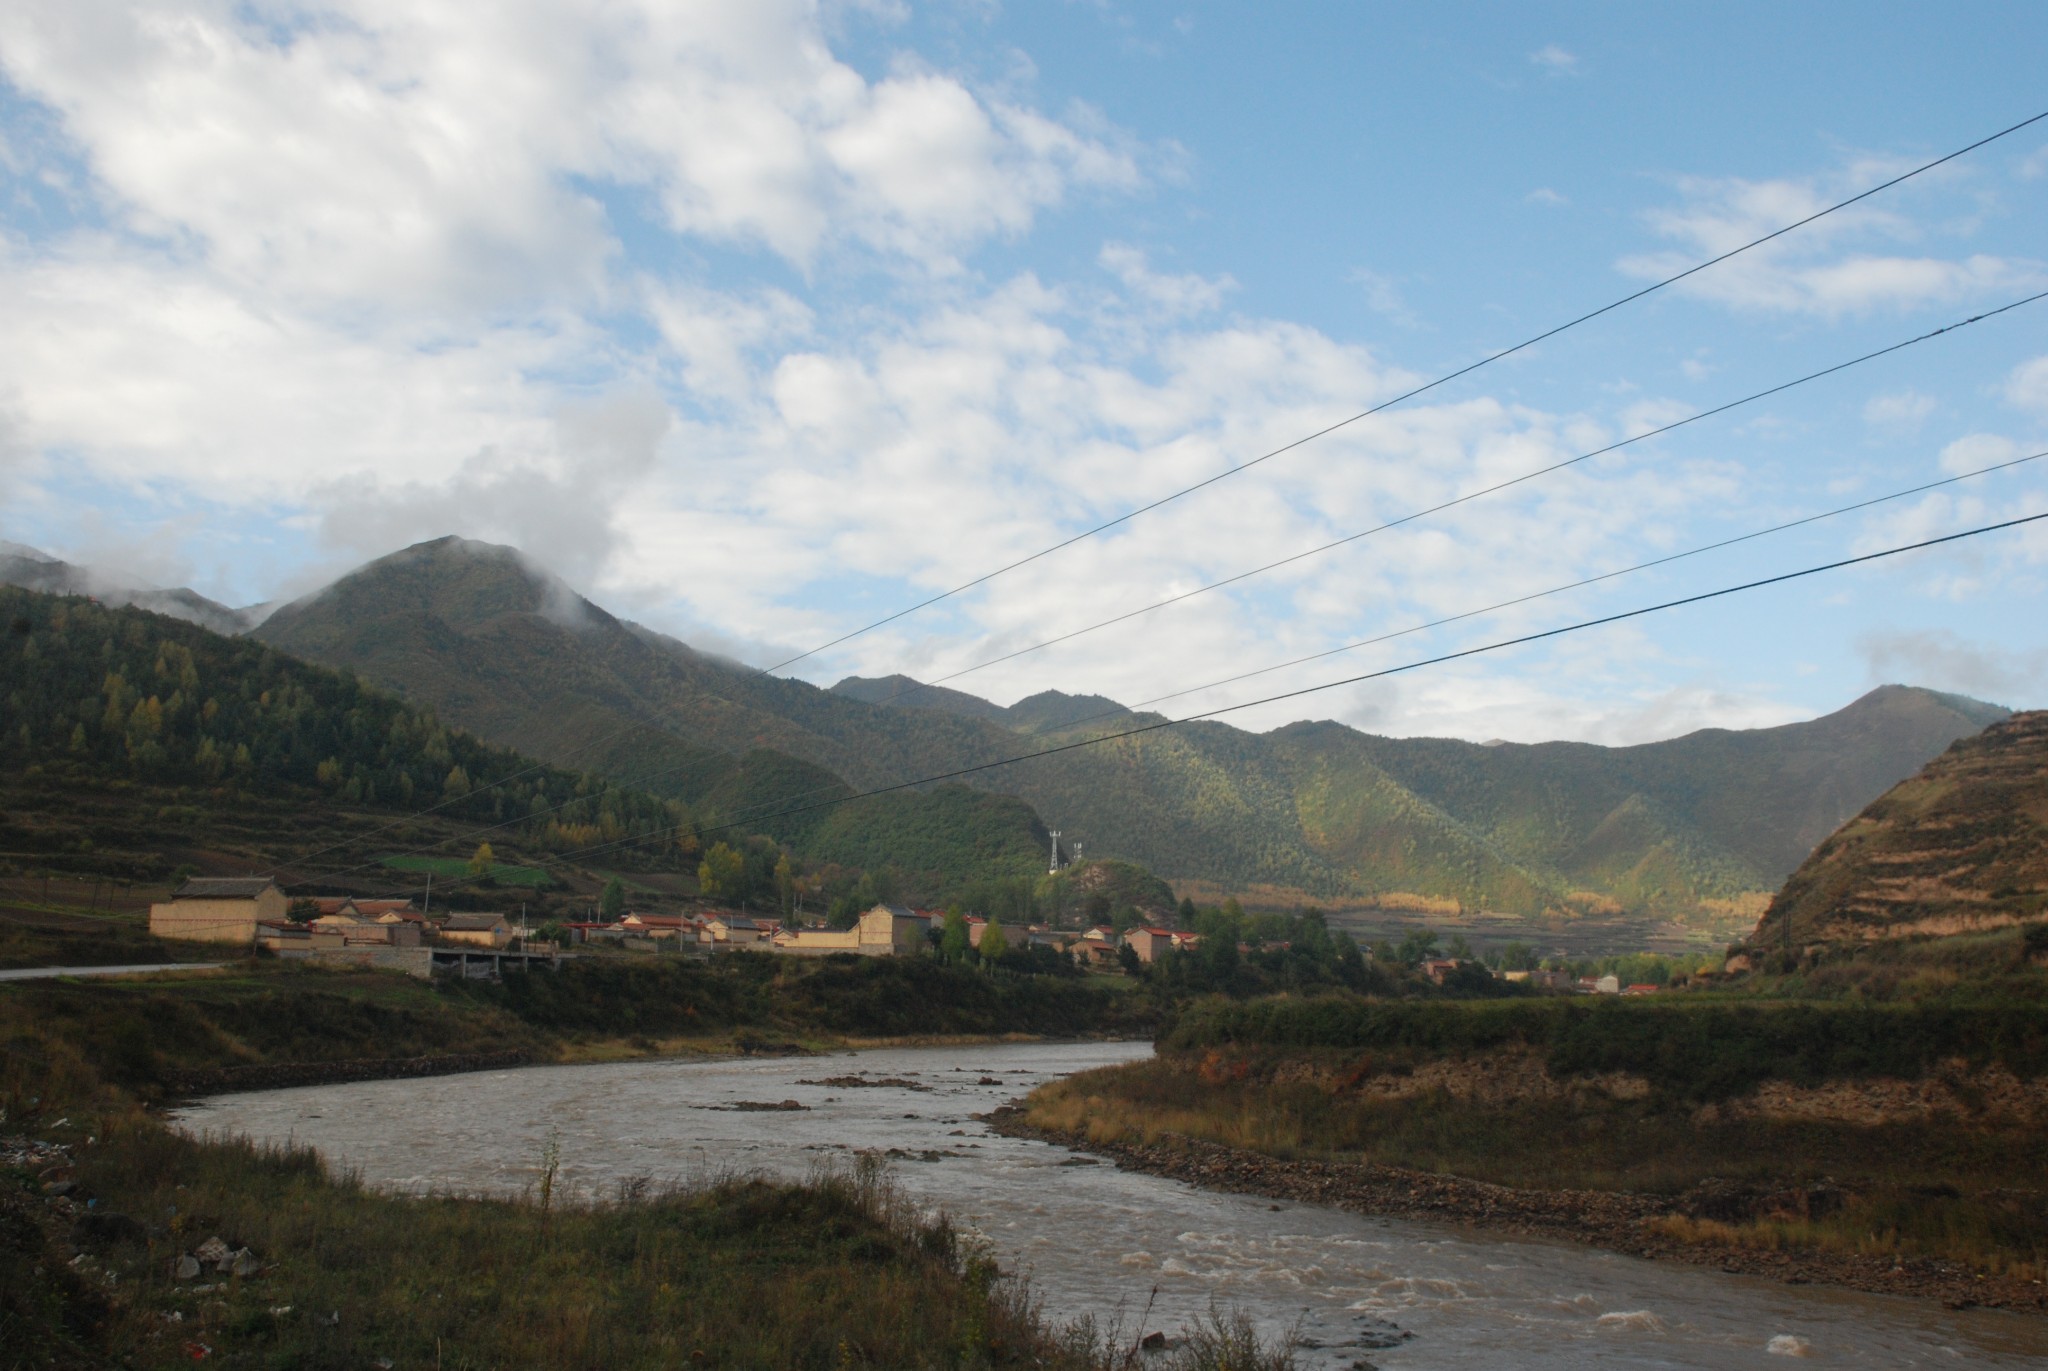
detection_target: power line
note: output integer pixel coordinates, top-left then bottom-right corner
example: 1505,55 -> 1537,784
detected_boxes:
865,290 -> 2046,708
458,508 -> 2048,881
287,443 -> 2048,892
259,108 -> 2048,868
755,108 -> 2048,677
1053,446 -> 2048,729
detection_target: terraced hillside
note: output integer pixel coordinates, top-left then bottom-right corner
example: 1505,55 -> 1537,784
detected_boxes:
1757,710 -> 2048,946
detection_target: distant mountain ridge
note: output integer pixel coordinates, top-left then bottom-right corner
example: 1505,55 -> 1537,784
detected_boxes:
245,535 -> 2012,916
0,541 -> 257,636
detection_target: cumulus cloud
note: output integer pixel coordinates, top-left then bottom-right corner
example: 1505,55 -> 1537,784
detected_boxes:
1098,242 -> 1233,316
0,0 -> 1142,310
1529,45 -> 1580,74
1863,389 -> 1936,433
1617,159 -> 2045,317
2007,355 -> 2048,416
312,387 -> 672,590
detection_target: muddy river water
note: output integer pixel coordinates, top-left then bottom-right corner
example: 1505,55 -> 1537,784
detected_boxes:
174,1040 -> 2048,1369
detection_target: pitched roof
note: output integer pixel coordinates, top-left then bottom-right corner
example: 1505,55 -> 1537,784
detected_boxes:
174,877 -> 281,900
441,912 -> 510,931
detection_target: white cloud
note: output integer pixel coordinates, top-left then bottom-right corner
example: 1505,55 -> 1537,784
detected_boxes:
0,0 -> 1142,310
1937,432 -> 2020,476
1862,389 -> 1935,433
1618,161 -> 2044,317
2007,355 -> 2048,416
1525,187 -> 1568,207
1099,242 -> 1233,316
1529,44 -> 1580,75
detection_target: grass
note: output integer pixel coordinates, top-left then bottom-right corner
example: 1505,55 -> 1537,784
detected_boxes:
5,1117 -> 1111,1370
378,854 -> 554,888
1159,987 -> 2048,1101
1021,1042 -> 2048,1281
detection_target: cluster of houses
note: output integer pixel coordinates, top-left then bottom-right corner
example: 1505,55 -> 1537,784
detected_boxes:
150,878 -> 1662,991
566,904 -> 1206,966
148,878 -> 516,953
147,879 -> 1213,972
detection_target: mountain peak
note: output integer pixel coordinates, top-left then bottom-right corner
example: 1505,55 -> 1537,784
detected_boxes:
264,536 -> 608,639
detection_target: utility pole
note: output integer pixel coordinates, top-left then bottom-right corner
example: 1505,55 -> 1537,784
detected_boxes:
424,871 -> 432,916
1048,829 -> 1062,875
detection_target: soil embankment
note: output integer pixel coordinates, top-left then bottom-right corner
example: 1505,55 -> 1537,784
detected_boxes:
988,1107 -> 2048,1314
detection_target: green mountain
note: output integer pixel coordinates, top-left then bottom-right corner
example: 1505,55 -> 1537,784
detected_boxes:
0,583 -> 691,883
1756,709 -> 2048,948
251,536 -> 2008,916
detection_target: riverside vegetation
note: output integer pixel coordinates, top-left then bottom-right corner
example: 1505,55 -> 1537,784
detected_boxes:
0,958 -> 1292,1370
1008,941 -> 2048,1308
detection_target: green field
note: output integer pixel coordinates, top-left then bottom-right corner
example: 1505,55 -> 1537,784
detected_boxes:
378,853 -> 555,888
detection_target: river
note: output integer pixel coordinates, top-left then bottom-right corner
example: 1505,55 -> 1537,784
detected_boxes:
173,1040 -> 2048,1369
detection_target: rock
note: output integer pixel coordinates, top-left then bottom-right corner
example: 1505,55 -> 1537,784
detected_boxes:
175,1254 -> 201,1281
229,1248 -> 261,1278
41,1180 -> 76,1198
1139,1331 -> 1167,1350
193,1236 -> 232,1265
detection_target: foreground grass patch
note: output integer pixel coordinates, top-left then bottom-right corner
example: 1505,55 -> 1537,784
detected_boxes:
11,1118 -> 1100,1370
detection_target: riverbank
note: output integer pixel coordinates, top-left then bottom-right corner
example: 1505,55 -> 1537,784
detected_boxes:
0,951 -> 1157,1113
989,1106 -> 2048,1313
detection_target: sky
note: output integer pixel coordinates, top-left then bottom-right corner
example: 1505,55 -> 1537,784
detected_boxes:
2,1 -> 2045,746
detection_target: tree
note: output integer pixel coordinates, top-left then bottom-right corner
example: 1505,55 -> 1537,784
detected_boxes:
978,920 -> 1009,964
698,842 -> 745,902
467,842 -> 496,878
941,909 -> 972,963
599,876 -> 626,922
1176,896 -> 1199,928
1117,942 -> 1142,976
774,853 -> 796,916
1397,928 -> 1440,965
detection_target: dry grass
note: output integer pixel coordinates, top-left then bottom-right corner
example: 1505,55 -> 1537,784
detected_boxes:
1024,1053 -> 2048,1279
7,1112 -> 1295,1370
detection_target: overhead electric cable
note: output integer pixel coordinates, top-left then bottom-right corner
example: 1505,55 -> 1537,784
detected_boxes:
1067,446 -> 2048,727
867,290 -> 2046,707
290,446 -> 2048,892
755,108 -> 2048,677
264,109 -> 2048,871
407,508 -> 2047,886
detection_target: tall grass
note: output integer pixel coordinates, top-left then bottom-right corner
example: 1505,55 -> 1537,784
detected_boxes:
1024,1052 -> 2048,1279
22,1113 -> 1292,1370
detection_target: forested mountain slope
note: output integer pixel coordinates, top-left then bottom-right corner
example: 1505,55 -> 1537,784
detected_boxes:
250,536 -> 2006,916
0,584 -> 691,871
1756,710 -> 2048,947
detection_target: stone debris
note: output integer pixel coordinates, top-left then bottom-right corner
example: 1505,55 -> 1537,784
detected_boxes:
174,1254 -> 201,1281
193,1236 -> 232,1265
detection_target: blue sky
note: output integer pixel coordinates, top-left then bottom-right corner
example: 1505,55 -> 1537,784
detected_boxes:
2,1 -> 2044,744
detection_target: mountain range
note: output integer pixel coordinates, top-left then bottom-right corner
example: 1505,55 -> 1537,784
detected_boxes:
5,535 -> 2011,916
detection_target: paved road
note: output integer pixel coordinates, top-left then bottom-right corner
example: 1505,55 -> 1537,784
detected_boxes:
0,962 -> 224,982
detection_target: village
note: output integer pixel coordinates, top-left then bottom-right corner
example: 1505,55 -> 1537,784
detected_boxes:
145,875 -> 1663,994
